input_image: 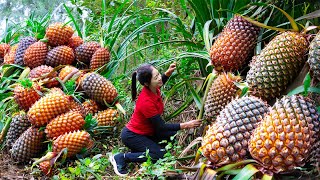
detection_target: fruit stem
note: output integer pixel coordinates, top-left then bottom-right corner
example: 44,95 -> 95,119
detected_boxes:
241,15 -> 287,32
197,72 -> 217,120
39,38 -> 48,43
62,69 -> 80,84
301,25 -> 318,34
32,152 -> 55,168
18,67 -> 31,80
115,102 -> 126,115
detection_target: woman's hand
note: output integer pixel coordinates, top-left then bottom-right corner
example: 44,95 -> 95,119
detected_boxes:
165,62 -> 176,77
180,119 -> 202,129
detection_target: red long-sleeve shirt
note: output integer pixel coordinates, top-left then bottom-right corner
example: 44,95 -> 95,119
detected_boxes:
126,74 -> 181,136
126,86 -> 164,136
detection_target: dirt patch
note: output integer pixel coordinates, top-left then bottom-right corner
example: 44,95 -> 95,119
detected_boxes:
0,151 -> 35,180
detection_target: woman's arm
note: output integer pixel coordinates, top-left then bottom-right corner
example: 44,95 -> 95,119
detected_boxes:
161,74 -> 169,85
149,115 -> 202,132
149,114 -> 180,131
161,62 -> 176,85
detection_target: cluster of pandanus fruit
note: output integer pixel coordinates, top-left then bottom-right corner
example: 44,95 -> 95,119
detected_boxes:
0,21 -> 126,176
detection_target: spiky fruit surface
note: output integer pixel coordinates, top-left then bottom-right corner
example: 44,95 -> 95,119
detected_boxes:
4,44 -> 18,64
246,32 -> 308,100
46,45 -> 75,67
82,99 -> 100,116
6,113 -> 30,148
53,130 -> 93,157
14,83 -> 41,111
69,99 -> 100,118
27,92 -> 71,127
10,127 -> 45,163
29,65 -> 59,88
69,100 -> 85,114
310,140 -> 320,168
82,72 -> 118,104
58,65 -> 79,81
15,37 -> 37,65
308,31 -> 320,81
45,111 -> 85,139
95,109 -> 119,126
204,73 -> 241,120
249,95 -> 320,174
75,42 -> 101,63
0,43 -> 10,58
202,96 -> 269,166
49,87 -> 64,95
68,36 -> 83,50
209,15 -> 260,71
39,160 -> 53,176
90,48 -> 110,69
45,23 -> 74,47
76,72 -> 86,90
23,41 -> 48,68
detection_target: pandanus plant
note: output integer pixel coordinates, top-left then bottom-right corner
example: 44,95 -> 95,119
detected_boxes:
192,4 -> 320,180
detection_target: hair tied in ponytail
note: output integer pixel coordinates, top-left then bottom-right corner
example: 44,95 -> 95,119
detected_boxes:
131,71 -> 138,101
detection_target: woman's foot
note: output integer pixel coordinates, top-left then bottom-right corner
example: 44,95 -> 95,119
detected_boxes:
109,153 -> 128,176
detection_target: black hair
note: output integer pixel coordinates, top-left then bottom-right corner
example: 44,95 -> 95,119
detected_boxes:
131,63 -> 154,101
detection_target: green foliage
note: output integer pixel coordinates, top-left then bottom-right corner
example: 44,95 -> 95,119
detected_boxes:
25,12 -> 51,39
136,135 -> 182,179
83,114 -> 98,133
288,73 -> 320,97
19,78 -> 33,88
0,19 -> 21,44
64,79 -> 76,95
53,154 -> 110,180
0,65 -> 22,126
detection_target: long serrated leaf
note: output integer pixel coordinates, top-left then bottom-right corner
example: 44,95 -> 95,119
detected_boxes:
188,0 -> 211,26
202,167 -> 217,180
203,20 -> 213,52
296,9 -> 320,21
194,147 -> 202,164
216,159 -> 258,172
107,0 -> 131,33
177,51 -> 211,62
186,81 -> 202,110
63,4 -> 82,38
270,4 -> 299,31
0,116 -> 12,145
179,137 -> 202,158
241,15 -> 287,32
119,40 -> 193,63
287,86 -> 304,96
180,0 -> 193,18
308,87 -> 320,94
109,15 -> 136,50
303,73 -> 311,94
164,96 -> 193,121
262,174 -> 273,180
198,73 -> 216,120
163,80 -> 186,105
117,17 -> 172,59
232,164 -> 259,180
216,169 -> 242,179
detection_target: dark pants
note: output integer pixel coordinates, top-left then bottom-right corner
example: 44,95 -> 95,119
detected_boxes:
121,127 -> 177,163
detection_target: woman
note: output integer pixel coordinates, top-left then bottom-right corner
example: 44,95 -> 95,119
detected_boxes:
110,63 -> 201,176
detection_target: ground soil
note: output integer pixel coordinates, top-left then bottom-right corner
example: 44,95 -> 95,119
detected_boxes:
0,151 -> 36,180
